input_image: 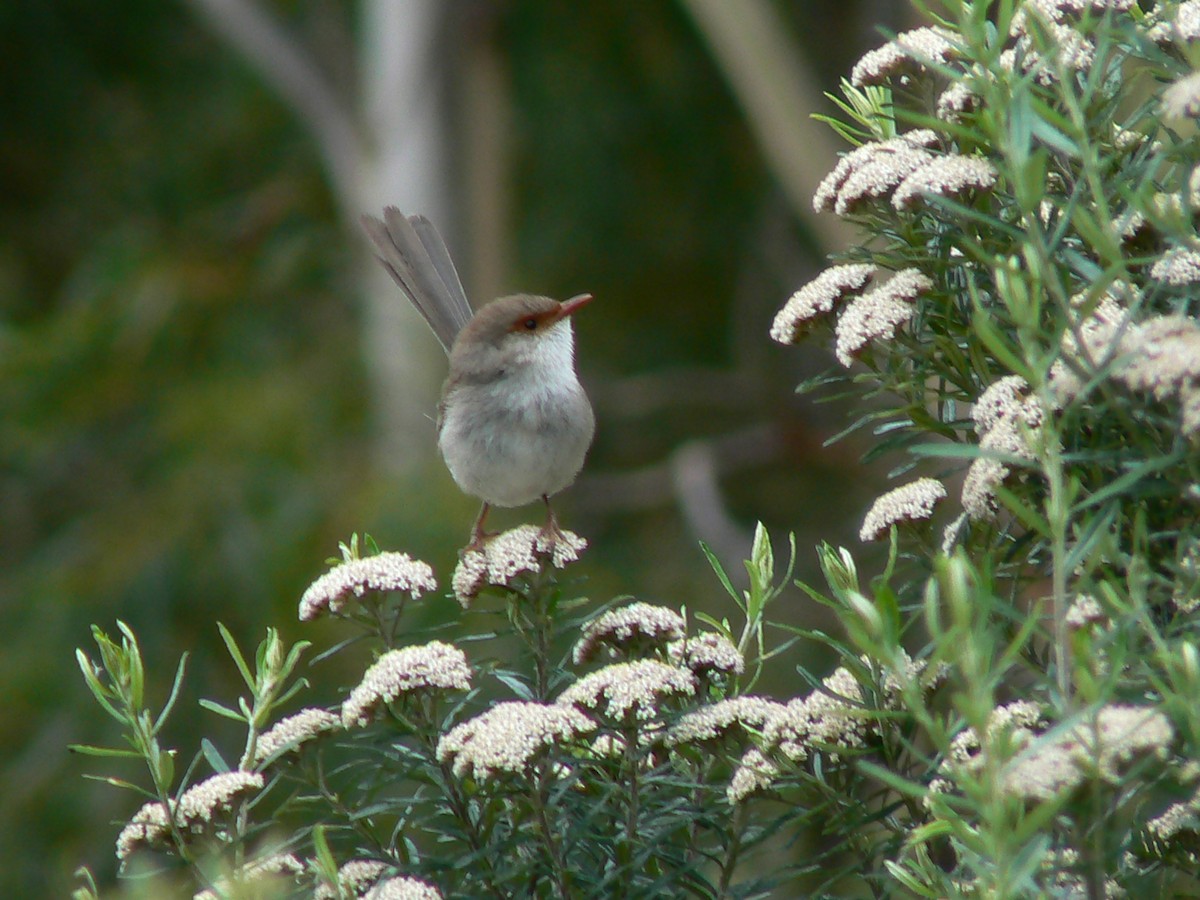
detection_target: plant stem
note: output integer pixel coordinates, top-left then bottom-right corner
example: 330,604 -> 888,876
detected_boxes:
532,763 -> 571,899
1042,433 -> 1072,702
619,727 -> 641,896
717,802 -> 748,897
416,733 -> 508,900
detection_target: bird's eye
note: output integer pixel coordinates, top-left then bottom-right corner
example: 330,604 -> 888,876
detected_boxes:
523,318 -> 538,330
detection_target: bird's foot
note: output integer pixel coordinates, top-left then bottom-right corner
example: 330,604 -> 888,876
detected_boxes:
536,524 -> 565,554
461,528 -> 499,557
461,503 -> 497,556
537,497 -> 565,553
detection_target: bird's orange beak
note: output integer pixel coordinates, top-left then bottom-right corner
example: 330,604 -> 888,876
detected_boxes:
558,293 -> 593,319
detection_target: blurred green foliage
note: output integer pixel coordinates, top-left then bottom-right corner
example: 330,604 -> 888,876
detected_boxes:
0,1 -> 878,894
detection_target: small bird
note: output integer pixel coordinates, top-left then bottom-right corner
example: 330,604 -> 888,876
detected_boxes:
361,207 -> 595,548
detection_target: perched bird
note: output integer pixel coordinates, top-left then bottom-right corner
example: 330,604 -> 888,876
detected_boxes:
361,208 -> 595,548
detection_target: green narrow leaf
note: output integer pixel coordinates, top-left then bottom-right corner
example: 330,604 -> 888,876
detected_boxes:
1029,115 -> 1079,158
908,442 -> 987,460
994,484 -> 1051,536
493,671 -> 534,700
218,622 -> 255,691
199,698 -> 246,722
115,622 -> 145,708
970,299 -> 1028,378
883,861 -> 941,898
312,825 -> 339,882
80,774 -> 152,794
1075,454 -> 1180,512
153,652 -> 190,734
200,739 -> 230,773
68,744 -> 144,759
273,677 -> 311,710
855,759 -> 927,799
75,649 -> 123,723
694,611 -> 733,638
699,541 -> 742,607
908,819 -> 954,843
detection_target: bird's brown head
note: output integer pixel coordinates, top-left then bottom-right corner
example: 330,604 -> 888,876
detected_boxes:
448,293 -> 592,379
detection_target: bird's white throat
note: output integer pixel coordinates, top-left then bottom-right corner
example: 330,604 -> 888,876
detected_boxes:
510,320 -> 579,395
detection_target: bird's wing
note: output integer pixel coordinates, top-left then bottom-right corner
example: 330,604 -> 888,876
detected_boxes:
360,208 -> 474,354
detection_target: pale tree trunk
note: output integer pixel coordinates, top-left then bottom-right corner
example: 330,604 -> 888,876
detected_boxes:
359,0 -> 453,467
186,0 -> 457,471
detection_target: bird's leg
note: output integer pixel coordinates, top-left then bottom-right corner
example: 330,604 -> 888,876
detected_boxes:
465,502 -> 495,552
538,495 -> 563,550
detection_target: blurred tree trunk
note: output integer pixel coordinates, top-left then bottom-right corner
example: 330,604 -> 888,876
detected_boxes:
679,0 -> 859,254
359,0 -> 454,467
187,0 -> 457,470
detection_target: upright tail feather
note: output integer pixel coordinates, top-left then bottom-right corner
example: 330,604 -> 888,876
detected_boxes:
361,208 -> 474,354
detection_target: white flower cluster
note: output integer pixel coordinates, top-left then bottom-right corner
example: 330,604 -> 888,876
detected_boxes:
726,652 -> 934,802
342,641 -> 471,727
859,477 -> 946,542
117,771 -> 266,861
364,876 -> 444,900
1113,186 -> 1195,244
436,701 -> 596,781
834,269 -> 933,366
1022,848 -> 1124,900
972,375 -> 1035,435
1146,784 -> 1200,844
558,660 -> 697,723
770,264 -> 875,344
813,131 -> 940,216
1149,246 -> 1200,286
1013,24 -> 1095,85
573,602 -> 686,665
667,696 -> 784,746
115,799 -> 172,861
1049,291 -> 1131,401
771,263 -> 932,368
1054,298 -> 1200,437
178,771 -> 264,825
925,700 -> 1046,805
1064,594 -> 1106,630
727,747 -> 780,805
451,525 -> 586,607
720,657 -> 926,801
936,78 -> 978,122
851,0 -> 1133,117
1174,539 -> 1200,614
1126,317 -> 1197,393
945,700 -> 1046,767
962,375 -> 1045,521
668,632 -> 745,676
315,859 -> 388,900
938,702 -> 1173,803
254,707 -> 341,765
1020,0 -> 1136,16
316,860 -> 441,900
299,552 -> 436,621
1177,0 -> 1200,42
193,853 -> 306,900
1007,0 -> 1139,86
1163,70 -> 1200,119
891,155 -> 998,210
1003,705 -> 1174,801
851,26 -> 958,87
762,666 -> 872,764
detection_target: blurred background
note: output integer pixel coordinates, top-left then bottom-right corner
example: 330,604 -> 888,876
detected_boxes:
1,0 -> 914,894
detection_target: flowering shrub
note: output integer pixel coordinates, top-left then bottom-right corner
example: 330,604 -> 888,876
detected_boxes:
768,0 -> 1200,893
77,527 -> 900,898
73,2 -> 1200,897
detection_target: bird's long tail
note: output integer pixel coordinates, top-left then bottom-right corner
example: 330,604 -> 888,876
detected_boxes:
360,208 -> 473,354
